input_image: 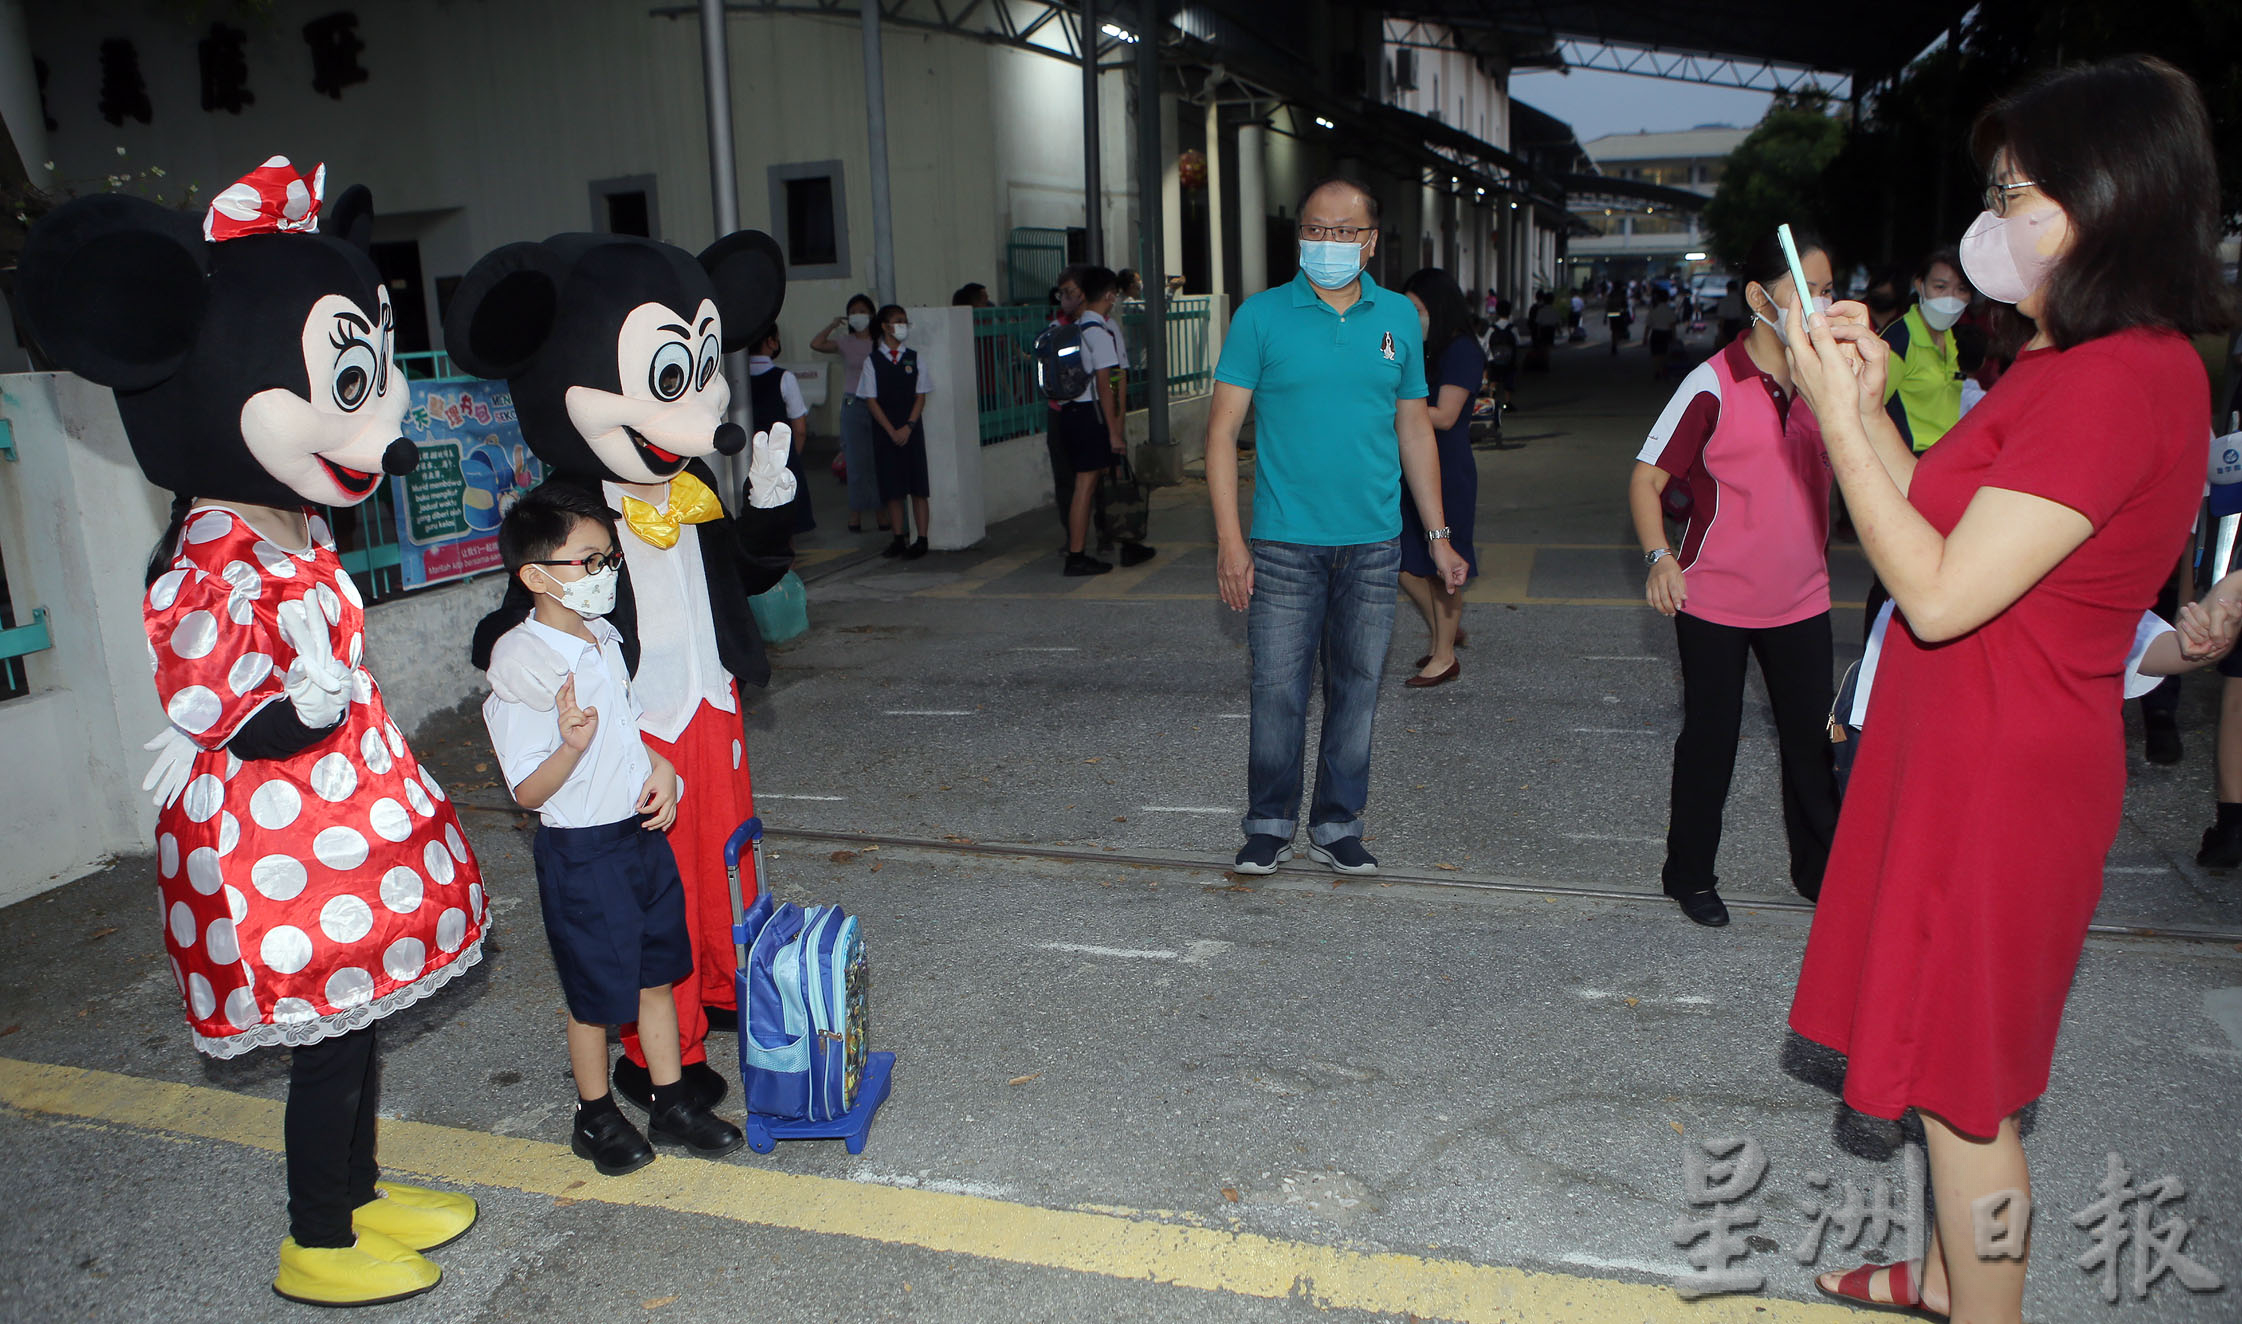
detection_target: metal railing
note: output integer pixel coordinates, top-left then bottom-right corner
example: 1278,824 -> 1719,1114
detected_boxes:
970,295 -> 1214,446
1003,226 -> 1071,306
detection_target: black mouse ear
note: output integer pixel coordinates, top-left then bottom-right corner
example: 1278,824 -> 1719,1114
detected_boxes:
699,230 -> 786,354
15,193 -> 210,390
323,183 -> 375,252
442,241 -> 567,379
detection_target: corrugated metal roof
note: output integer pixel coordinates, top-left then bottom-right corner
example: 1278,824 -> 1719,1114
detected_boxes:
1583,127 -> 1751,162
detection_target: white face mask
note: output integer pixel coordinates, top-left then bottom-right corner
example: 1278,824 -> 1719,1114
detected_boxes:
537,564 -> 618,619
1918,294 -> 1968,332
847,312 -> 871,333
889,323 -> 910,342
1752,285 -> 1830,346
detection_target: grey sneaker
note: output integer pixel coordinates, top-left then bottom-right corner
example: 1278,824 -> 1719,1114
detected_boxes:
1232,834 -> 1293,874
1307,839 -> 1378,875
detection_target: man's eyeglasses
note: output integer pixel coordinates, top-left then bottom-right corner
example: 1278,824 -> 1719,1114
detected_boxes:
1299,223 -> 1372,243
1984,180 -> 2039,217
529,550 -> 624,574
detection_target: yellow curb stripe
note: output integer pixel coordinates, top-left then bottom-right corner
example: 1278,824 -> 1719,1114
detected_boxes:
0,1056 -> 1866,1322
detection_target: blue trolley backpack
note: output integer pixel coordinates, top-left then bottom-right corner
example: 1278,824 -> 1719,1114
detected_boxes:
725,818 -> 892,1153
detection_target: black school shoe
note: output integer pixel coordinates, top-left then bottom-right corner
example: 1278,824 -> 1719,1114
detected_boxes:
1117,543 -> 1156,567
2145,718 -> 2184,766
2198,818 -> 2242,869
880,535 -> 907,558
613,1056 -> 727,1112
648,1098 -> 746,1158
1063,552 -> 1113,577
903,537 -> 929,560
572,1103 -> 654,1177
1674,889 -> 1730,927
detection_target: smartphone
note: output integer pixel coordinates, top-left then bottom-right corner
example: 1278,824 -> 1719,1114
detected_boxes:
1776,224 -> 1816,327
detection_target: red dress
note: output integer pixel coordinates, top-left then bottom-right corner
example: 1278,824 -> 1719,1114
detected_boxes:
148,505 -> 488,1058
1789,329 -> 2207,1138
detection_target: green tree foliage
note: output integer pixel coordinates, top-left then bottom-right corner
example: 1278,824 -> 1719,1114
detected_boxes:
1818,0 -> 2241,271
1703,94 -> 1847,267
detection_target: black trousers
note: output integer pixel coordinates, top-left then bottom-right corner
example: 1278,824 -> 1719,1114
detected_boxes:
286,1024 -> 381,1248
1662,610 -> 1840,897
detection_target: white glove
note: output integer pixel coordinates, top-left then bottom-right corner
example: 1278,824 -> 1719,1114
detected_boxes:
141,725 -> 201,809
277,594 -> 350,729
745,422 -> 798,509
487,628 -> 568,711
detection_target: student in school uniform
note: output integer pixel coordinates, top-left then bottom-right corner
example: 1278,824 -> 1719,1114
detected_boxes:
1628,228 -> 1841,928
745,328 -> 813,533
1051,266 -> 1129,576
856,304 -> 933,559
811,293 -> 886,534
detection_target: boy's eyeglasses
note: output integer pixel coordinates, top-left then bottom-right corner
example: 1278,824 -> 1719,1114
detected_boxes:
529,550 -> 623,574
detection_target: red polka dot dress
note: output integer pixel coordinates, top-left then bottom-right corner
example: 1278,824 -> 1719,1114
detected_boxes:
146,505 -> 486,1058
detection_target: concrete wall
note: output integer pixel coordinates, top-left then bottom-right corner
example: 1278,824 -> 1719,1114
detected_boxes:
0,374 -> 170,902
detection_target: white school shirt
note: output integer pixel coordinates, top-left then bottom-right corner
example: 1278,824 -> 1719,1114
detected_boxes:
748,355 -> 808,419
1851,600 -> 2170,728
603,477 -> 735,742
483,616 -> 653,828
1068,310 -> 1125,405
855,343 -> 936,400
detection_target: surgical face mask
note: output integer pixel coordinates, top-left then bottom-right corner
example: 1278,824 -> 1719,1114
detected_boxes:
536,564 -> 618,619
1299,239 -> 1366,290
847,312 -> 871,332
1960,206 -> 2062,306
1919,294 -> 1968,332
1752,285 -> 1830,346
889,323 -> 910,342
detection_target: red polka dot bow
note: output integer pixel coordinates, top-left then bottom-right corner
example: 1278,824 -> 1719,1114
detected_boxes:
203,155 -> 327,242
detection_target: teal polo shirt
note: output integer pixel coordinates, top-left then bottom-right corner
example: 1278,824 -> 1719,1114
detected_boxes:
1215,269 -> 1428,546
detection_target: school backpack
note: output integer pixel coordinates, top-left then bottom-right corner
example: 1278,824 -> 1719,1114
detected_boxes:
1032,320 -> 1095,403
731,828 -> 869,1123
1483,322 -> 1517,368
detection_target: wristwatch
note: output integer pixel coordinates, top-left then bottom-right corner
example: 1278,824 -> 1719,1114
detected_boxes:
1645,547 -> 1673,568
1425,527 -> 1452,543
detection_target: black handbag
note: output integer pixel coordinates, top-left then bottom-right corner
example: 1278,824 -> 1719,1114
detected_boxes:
1097,455 -> 1151,546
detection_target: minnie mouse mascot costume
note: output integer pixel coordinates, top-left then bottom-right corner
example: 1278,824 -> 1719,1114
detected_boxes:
446,230 -> 792,1113
17,159 -> 485,1307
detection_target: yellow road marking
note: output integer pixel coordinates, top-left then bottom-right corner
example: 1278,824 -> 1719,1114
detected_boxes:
1475,544 -> 1537,604
0,1056 -> 1868,1322
918,543 -> 1051,597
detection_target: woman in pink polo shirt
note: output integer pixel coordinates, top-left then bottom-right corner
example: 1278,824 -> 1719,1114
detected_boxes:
1627,228 -> 1840,928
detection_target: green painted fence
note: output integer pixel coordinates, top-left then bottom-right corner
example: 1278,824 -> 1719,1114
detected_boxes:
972,295 -> 1214,446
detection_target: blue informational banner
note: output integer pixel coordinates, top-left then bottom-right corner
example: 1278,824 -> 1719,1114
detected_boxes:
391,380 -> 543,588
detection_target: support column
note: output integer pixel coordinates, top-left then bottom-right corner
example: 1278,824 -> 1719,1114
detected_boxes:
1236,122 -> 1266,297
1203,97 -> 1226,300
1135,0 -> 1172,472
861,0 -> 897,305
697,0 -> 749,498
1082,0 -> 1102,262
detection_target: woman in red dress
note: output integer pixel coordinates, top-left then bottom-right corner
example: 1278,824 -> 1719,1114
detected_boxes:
1784,57 -> 2233,1320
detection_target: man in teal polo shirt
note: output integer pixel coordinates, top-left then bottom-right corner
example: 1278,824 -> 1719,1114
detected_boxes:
1206,177 -> 1468,876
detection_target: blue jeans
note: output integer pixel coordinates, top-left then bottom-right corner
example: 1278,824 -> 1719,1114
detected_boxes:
1242,538 -> 1399,845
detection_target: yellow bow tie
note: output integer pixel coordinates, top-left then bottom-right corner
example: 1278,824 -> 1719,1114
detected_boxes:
619,472 -> 722,549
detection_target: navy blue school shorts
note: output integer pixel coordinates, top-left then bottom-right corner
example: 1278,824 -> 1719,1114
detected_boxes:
531,817 -> 694,1025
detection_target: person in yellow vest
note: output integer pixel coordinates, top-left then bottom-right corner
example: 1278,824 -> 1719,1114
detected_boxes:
1879,248 -> 1974,453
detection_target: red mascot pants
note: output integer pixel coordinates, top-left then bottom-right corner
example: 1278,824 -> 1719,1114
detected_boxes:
621,683 -> 757,1069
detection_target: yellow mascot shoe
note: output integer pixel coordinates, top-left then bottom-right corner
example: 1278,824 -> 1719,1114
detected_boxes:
355,1181 -> 479,1251
273,1230 -> 441,1307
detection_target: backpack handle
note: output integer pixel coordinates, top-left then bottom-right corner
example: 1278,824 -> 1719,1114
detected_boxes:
726,816 -> 767,969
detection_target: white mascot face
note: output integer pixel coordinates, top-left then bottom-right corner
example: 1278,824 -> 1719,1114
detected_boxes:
237,287 -> 408,507
562,298 -> 729,484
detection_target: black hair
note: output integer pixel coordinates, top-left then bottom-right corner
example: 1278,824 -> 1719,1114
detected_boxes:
951,282 -> 987,306
1298,176 -> 1382,226
1651,285 -> 1670,304
1401,267 -> 1470,361
1951,321 -> 1989,375
1495,297 -> 1512,318
1117,268 -> 1140,295
753,325 -> 782,355
845,291 -> 876,339
1078,265 -> 1120,304
1915,247 -> 1966,288
1739,227 -> 1830,317
875,304 -> 908,341
1973,55 -> 2235,347
146,493 -> 196,586
499,484 -> 619,580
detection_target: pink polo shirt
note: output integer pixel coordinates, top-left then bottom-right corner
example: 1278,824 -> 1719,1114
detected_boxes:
1636,338 -> 1831,629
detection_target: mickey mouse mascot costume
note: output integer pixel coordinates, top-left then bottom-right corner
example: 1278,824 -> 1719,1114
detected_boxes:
447,230 -> 792,1112
17,159 -> 485,1307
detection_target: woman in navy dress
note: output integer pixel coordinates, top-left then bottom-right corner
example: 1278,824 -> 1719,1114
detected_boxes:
1397,268 -> 1485,687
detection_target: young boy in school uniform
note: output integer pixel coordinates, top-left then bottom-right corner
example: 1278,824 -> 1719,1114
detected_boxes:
482,486 -> 747,1175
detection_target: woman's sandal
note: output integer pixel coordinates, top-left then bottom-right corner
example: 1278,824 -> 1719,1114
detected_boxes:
1816,1261 -> 1944,1317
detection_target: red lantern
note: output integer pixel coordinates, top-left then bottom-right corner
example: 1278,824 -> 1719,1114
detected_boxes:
1178,148 -> 1206,190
